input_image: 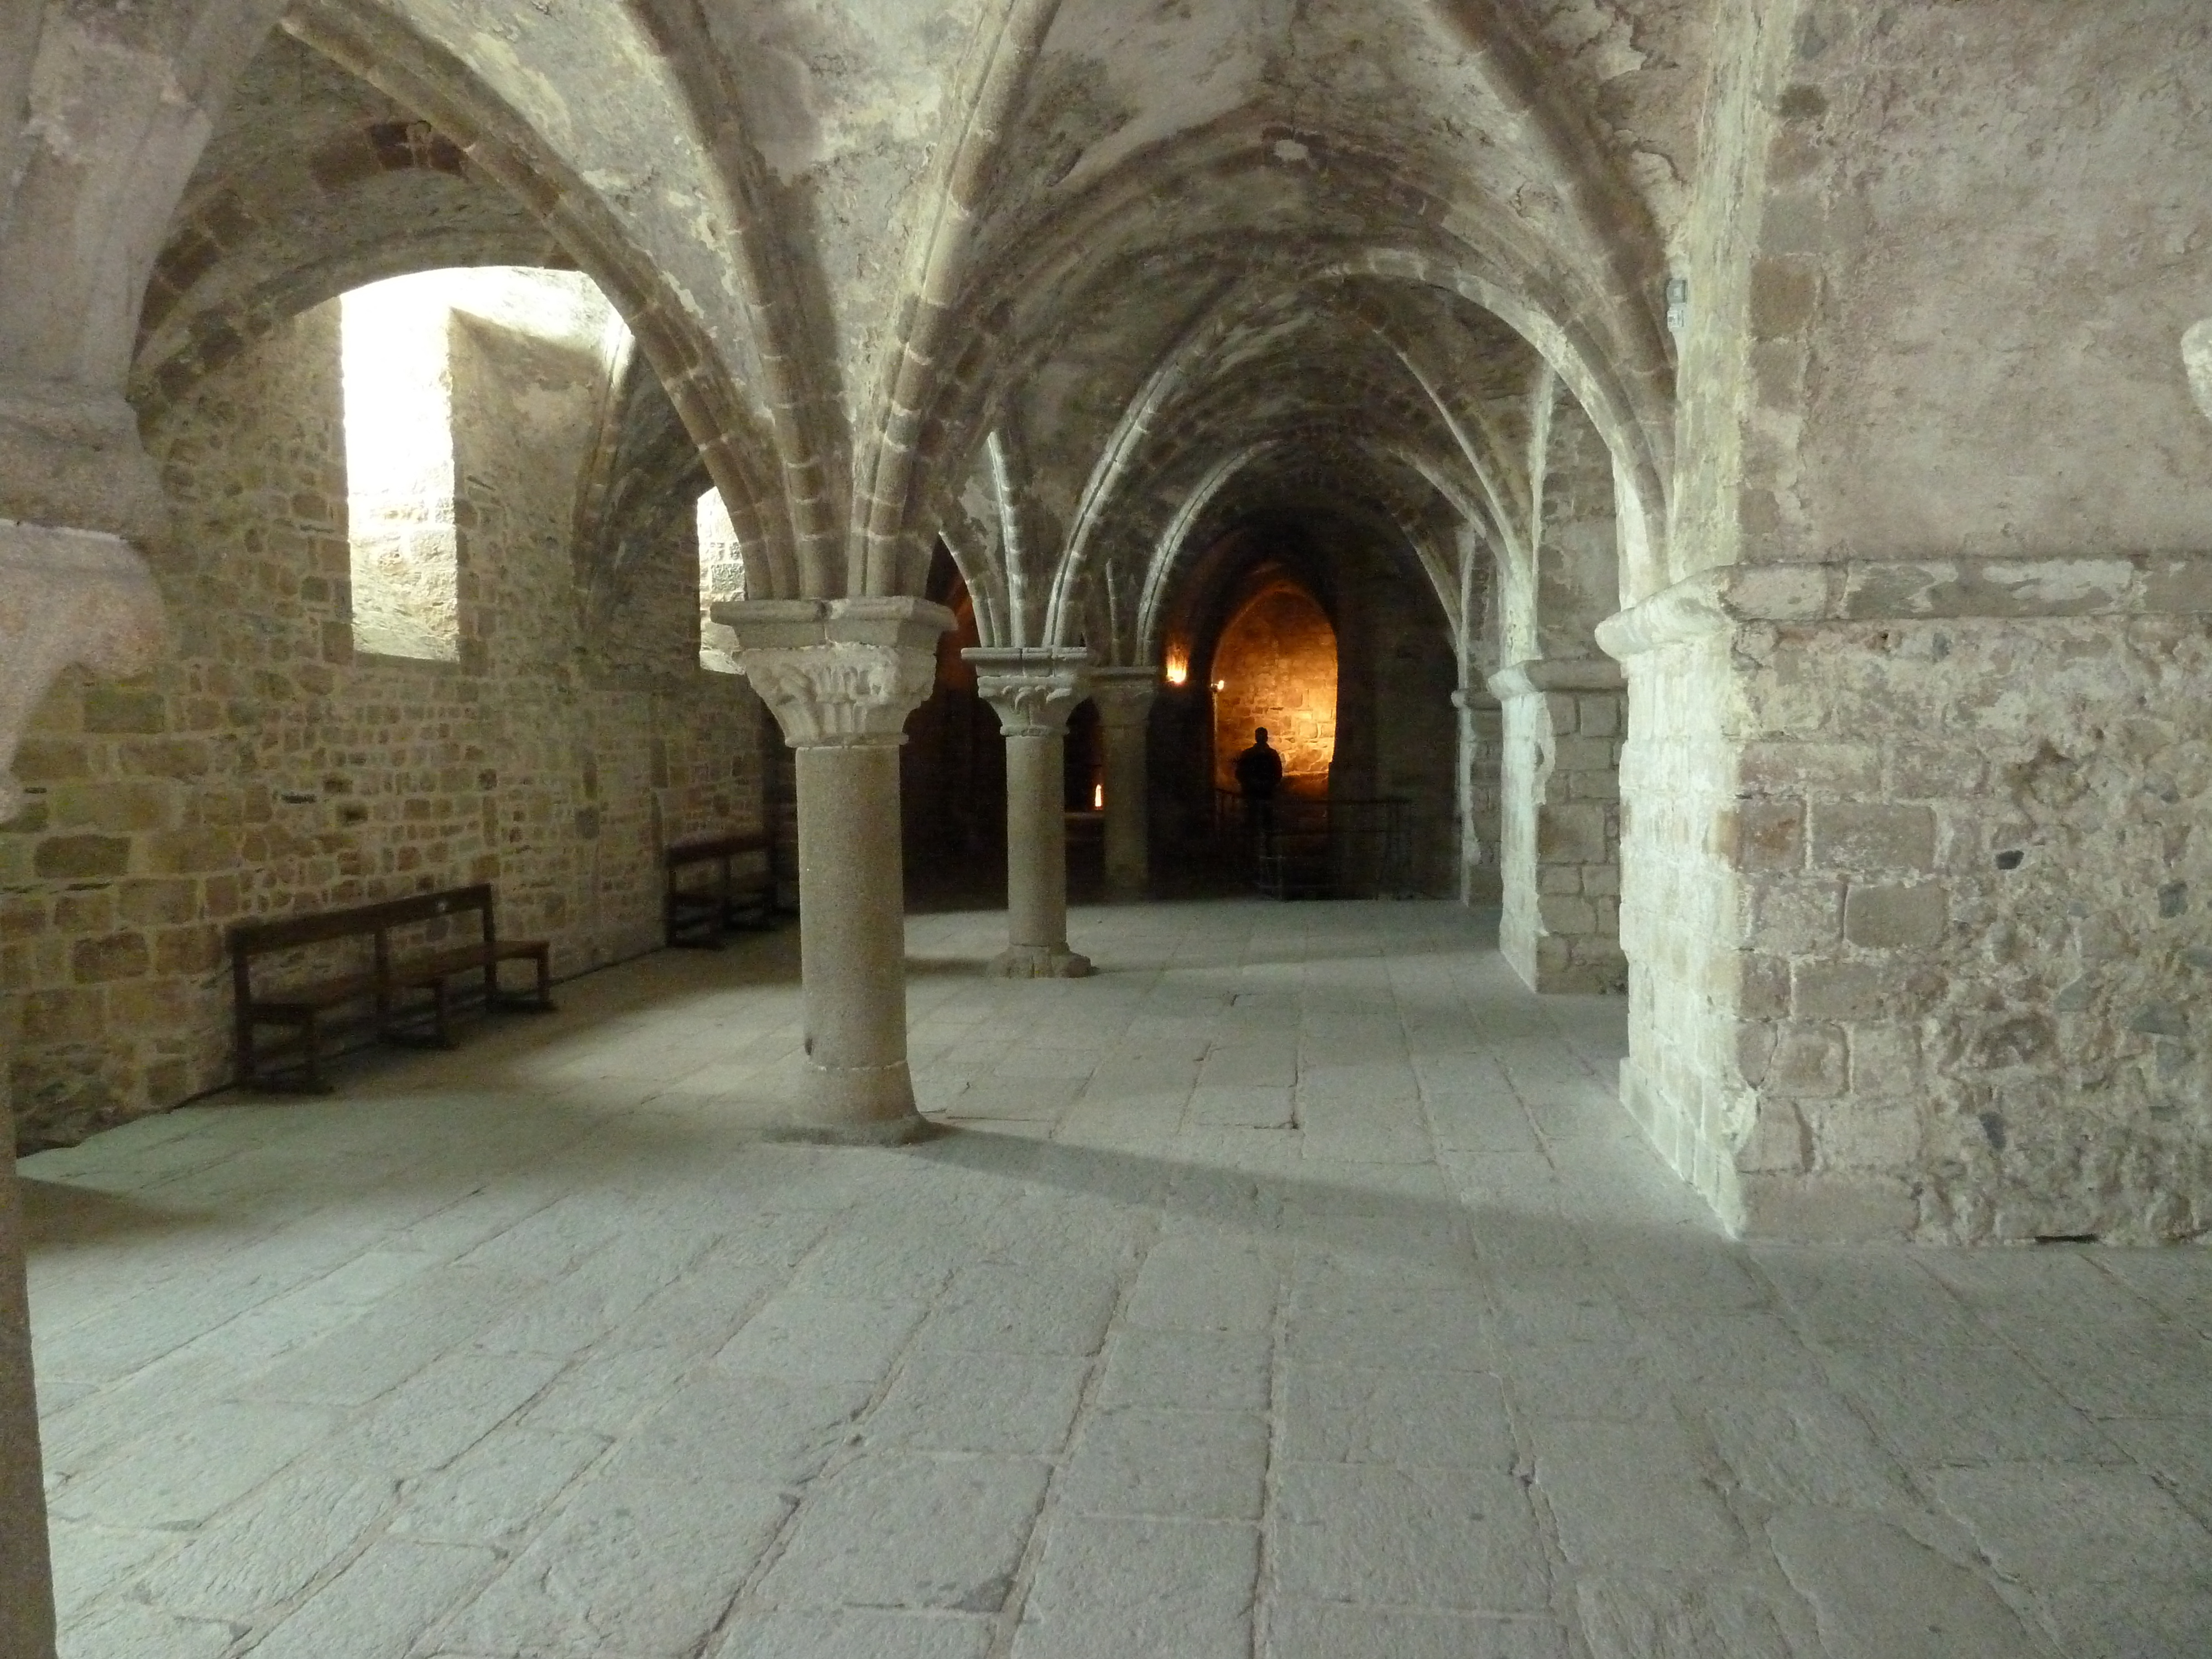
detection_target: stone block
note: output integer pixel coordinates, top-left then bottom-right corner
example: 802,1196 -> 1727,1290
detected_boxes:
1280,1366 -> 1515,1470
1552,735 -> 1617,774
1097,1330 -> 1271,1413
1766,1508 -> 2045,1659
1538,894 -> 1598,936
758,1454 -> 1050,1614
145,828 -> 235,875
19,989 -> 105,1044
1273,1464 -> 1547,1612
1739,743 -> 1880,794
717,1611 -> 993,1659
12,739 -> 90,782
80,687 -> 167,734
1577,693 -> 1621,737
1768,1022 -> 1848,1096
2141,555 -> 2212,614
33,834 -> 130,879
1727,799 -> 1804,872
116,877 -> 200,926
1737,953 -> 1791,1019
1062,1408 -> 1267,1521
1808,804 -> 1936,873
153,925 -> 223,974
1846,1023 -> 1922,1093
1790,962 -> 1886,1020
72,931 -> 149,983
1749,877 -> 1843,950
1536,803 -> 1607,863
108,978 -> 195,1028
1739,1100 -> 1811,1173
1014,1517 -> 1258,1659
1843,883 -> 1947,950
865,1350 -> 1089,1454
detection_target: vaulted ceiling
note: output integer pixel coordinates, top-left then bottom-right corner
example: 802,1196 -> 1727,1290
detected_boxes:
130,0 -> 1709,643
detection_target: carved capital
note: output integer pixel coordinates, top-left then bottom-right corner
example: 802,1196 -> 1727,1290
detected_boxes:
0,523 -> 167,822
963,647 -> 1093,737
716,597 -> 955,747
1088,665 -> 1160,730
1485,656 -> 1626,702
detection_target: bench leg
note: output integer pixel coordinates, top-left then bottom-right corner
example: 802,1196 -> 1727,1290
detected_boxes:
300,1013 -> 330,1094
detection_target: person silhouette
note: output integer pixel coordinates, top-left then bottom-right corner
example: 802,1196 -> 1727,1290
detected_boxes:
1232,727 -> 1285,868
1233,727 -> 1284,800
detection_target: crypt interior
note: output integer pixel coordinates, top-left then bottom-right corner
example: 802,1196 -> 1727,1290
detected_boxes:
0,2 -> 2208,1656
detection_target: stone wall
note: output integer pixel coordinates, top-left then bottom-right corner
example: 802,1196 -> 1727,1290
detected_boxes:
0,298 -> 768,1150
1610,568 -> 2212,1244
1493,666 -> 1626,994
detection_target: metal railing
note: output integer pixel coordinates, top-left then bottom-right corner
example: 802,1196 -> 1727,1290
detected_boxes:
1211,790 -> 1412,899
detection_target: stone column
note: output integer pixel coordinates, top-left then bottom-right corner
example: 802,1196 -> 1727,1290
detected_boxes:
0,520 -> 169,1659
714,597 -> 953,1140
1486,656 -> 1627,994
1452,685 -> 1504,906
964,648 -> 1094,977
1089,667 -> 1157,902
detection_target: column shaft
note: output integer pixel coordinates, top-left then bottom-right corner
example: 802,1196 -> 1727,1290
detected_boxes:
967,648 -> 1093,978
1,1109 -> 55,1659
1004,729 -> 1069,953
0,519 -> 166,1659
794,742 -> 917,1132
1091,669 -> 1157,905
1102,721 -> 1149,900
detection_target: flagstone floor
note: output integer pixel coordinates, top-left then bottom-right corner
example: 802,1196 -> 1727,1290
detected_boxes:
22,900 -> 2212,1658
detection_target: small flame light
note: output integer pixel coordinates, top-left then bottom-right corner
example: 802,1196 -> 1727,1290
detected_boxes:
1164,650 -> 1189,687
1092,783 -> 1104,810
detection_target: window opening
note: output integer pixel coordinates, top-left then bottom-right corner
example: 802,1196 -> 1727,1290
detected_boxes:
697,488 -> 746,674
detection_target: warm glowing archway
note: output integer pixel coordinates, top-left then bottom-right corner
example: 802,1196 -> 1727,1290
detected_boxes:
1209,576 -> 1338,795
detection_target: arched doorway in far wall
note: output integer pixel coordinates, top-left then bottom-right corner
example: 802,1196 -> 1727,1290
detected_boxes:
1208,573 -> 1339,797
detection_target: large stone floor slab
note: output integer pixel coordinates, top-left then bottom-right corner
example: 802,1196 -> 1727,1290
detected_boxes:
22,900 -> 2212,1658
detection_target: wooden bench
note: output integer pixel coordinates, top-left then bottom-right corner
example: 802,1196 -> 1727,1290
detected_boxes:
230,884 -> 552,1092
664,831 -> 780,948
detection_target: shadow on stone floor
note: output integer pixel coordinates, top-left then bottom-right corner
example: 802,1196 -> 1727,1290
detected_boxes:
17,1179 -> 243,1246
904,1123 -> 1731,1272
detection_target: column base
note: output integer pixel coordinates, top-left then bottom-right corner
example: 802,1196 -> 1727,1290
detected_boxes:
987,945 -> 1094,979
764,1059 -> 932,1144
763,1113 -> 936,1147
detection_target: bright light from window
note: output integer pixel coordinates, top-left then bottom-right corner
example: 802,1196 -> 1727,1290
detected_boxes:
697,488 -> 745,674
342,278 -> 458,661
341,267 -> 621,663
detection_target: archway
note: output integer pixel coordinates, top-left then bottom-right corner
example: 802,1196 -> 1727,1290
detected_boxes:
1209,576 -> 1339,797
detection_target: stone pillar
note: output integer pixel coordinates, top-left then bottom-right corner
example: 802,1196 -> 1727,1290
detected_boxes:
1089,667 -> 1157,902
1452,685 -> 1504,906
714,597 -> 953,1140
1487,656 -> 1626,994
0,1078 -> 49,1659
0,520 -> 169,1659
964,648 -> 1094,977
